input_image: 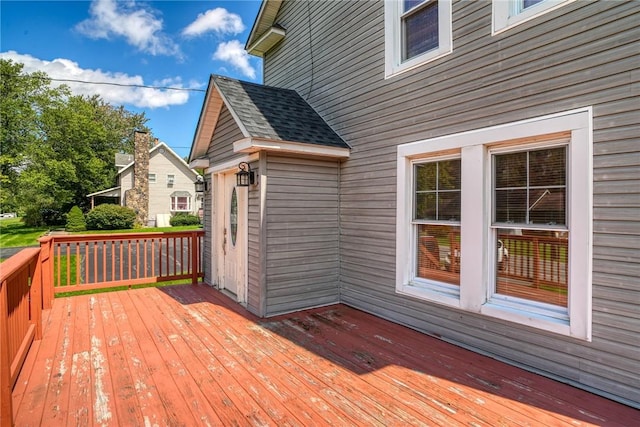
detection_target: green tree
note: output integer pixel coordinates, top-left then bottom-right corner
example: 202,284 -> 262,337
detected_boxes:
1,59 -> 151,224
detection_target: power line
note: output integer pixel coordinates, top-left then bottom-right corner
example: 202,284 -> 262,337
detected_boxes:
3,73 -> 206,92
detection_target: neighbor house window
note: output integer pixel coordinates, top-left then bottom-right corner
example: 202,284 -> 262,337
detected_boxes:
171,195 -> 191,212
385,0 -> 452,78
148,173 -> 156,183
396,108 -> 592,340
493,0 -> 575,34
167,174 -> 175,186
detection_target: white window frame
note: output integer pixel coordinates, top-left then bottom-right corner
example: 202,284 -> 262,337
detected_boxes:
493,0 -> 576,35
396,107 -> 592,340
167,174 -> 175,186
148,173 -> 156,184
384,0 -> 453,78
170,196 -> 191,212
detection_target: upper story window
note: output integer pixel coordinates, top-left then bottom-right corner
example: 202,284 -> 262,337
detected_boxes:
396,108 -> 592,340
385,0 -> 452,78
493,0 -> 575,34
148,173 -> 157,184
167,174 -> 175,186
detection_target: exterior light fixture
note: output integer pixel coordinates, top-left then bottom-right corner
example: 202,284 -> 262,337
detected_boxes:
236,162 -> 255,187
194,175 -> 207,193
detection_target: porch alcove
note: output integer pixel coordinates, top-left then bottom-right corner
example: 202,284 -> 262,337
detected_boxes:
189,75 -> 350,317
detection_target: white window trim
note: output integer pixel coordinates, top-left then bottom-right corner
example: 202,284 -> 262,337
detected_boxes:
492,0 -> 576,35
148,173 -> 157,184
396,107 -> 592,340
384,0 -> 453,78
171,196 -> 192,212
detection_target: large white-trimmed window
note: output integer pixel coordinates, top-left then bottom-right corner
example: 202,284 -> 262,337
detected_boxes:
396,108 -> 592,340
493,0 -> 576,34
385,0 -> 452,78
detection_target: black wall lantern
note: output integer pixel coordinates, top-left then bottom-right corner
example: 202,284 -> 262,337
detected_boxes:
194,175 -> 207,193
236,162 -> 255,187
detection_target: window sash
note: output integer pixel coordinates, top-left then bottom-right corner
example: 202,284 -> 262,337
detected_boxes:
171,196 -> 191,211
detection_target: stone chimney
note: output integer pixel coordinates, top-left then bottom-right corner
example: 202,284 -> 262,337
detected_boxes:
124,130 -> 150,226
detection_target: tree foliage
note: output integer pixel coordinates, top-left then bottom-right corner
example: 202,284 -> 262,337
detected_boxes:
1,59 -> 151,225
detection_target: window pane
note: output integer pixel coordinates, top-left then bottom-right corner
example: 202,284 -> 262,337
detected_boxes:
415,163 -> 437,191
416,224 -> 460,285
495,151 -> 527,188
416,193 -> 436,220
403,1 -> 439,60
439,159 -> 461,190
529,147 -> 565,187
529,188 -> 565,225
439,191 -> 460,221
495,189 -> 527,223
496,229 -> 568,307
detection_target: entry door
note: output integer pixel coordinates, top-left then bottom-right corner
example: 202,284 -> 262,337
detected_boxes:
218,171 -> 247,303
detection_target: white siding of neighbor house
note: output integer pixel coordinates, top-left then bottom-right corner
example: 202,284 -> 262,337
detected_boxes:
147,148 -> 198,224
262,0 -> 640,406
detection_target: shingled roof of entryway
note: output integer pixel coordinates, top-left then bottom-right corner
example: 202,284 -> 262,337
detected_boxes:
189,75 -> 350,163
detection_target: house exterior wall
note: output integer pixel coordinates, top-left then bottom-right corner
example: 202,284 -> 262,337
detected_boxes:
263,154 -> 340,316
147,148 -> 198,224
262,0 -> 640,406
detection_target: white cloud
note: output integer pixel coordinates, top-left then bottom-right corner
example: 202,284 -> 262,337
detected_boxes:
213,40 -> 256,79
75,0 -> 180,57
0,51 -> 191,109
182,8 -> 245,37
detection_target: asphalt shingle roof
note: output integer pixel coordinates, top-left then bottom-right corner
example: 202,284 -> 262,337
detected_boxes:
213,75 -> 349,149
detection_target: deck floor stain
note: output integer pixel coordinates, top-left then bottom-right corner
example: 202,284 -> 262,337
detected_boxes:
13,284 -> 640,426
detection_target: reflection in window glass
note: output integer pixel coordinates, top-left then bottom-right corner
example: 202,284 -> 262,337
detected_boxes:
496,229 -> 568,307
415,159 -> 461,221
416,224 -> 460,285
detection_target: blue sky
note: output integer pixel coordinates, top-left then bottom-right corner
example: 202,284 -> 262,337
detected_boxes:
1,0 -> 263,159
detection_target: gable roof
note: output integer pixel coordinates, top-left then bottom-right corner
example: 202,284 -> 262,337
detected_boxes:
189,75 -> 350,163
120,141 -> 198,179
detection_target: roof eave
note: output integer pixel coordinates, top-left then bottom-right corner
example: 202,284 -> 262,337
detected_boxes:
246,26 -> 286,58
245,0 -> 284,55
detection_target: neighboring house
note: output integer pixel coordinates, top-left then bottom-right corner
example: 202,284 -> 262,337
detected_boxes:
89,141 -> 200,226
188,0 -> 640,408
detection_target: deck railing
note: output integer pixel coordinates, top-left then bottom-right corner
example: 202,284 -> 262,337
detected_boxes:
0,230 -> 204,425
1,247 -> 43,424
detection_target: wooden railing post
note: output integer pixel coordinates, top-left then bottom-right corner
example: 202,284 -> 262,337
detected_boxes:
39,236 -> 54,309
30,253 -> 43,340
0,279 -> 14,427
191,231 -> 199,285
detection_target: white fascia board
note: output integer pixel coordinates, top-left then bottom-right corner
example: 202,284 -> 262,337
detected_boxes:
206,153 -> 259,175
247,26 -> 286,57
234,137 -> 350,159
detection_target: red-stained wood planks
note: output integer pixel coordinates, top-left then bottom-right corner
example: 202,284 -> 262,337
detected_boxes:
12,284 -> 640,426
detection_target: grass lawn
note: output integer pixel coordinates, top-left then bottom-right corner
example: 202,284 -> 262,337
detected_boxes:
0,218 -> 50,248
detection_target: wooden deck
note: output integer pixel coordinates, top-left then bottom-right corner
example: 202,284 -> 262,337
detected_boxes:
12,284 -> 638,426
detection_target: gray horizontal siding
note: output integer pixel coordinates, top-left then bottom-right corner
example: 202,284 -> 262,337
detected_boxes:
264,154 -> 340,316
247,160 -> 262,316
206,105 -> 244,165
265,0 -> 640,406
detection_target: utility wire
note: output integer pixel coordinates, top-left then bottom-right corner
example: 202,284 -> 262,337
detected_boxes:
2,73 -> 205,92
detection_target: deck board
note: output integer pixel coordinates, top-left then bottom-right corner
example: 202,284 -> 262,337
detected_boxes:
13,284 -> 639,426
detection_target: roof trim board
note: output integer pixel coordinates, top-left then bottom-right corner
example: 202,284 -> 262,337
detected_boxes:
247,25 -> 286,57
234,137 -> 350,159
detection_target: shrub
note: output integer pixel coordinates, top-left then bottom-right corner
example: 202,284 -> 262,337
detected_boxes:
170,213 -> 201,226
23,207 -> 66,227
86,204 -> 136,230
65,206 -> 86,232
